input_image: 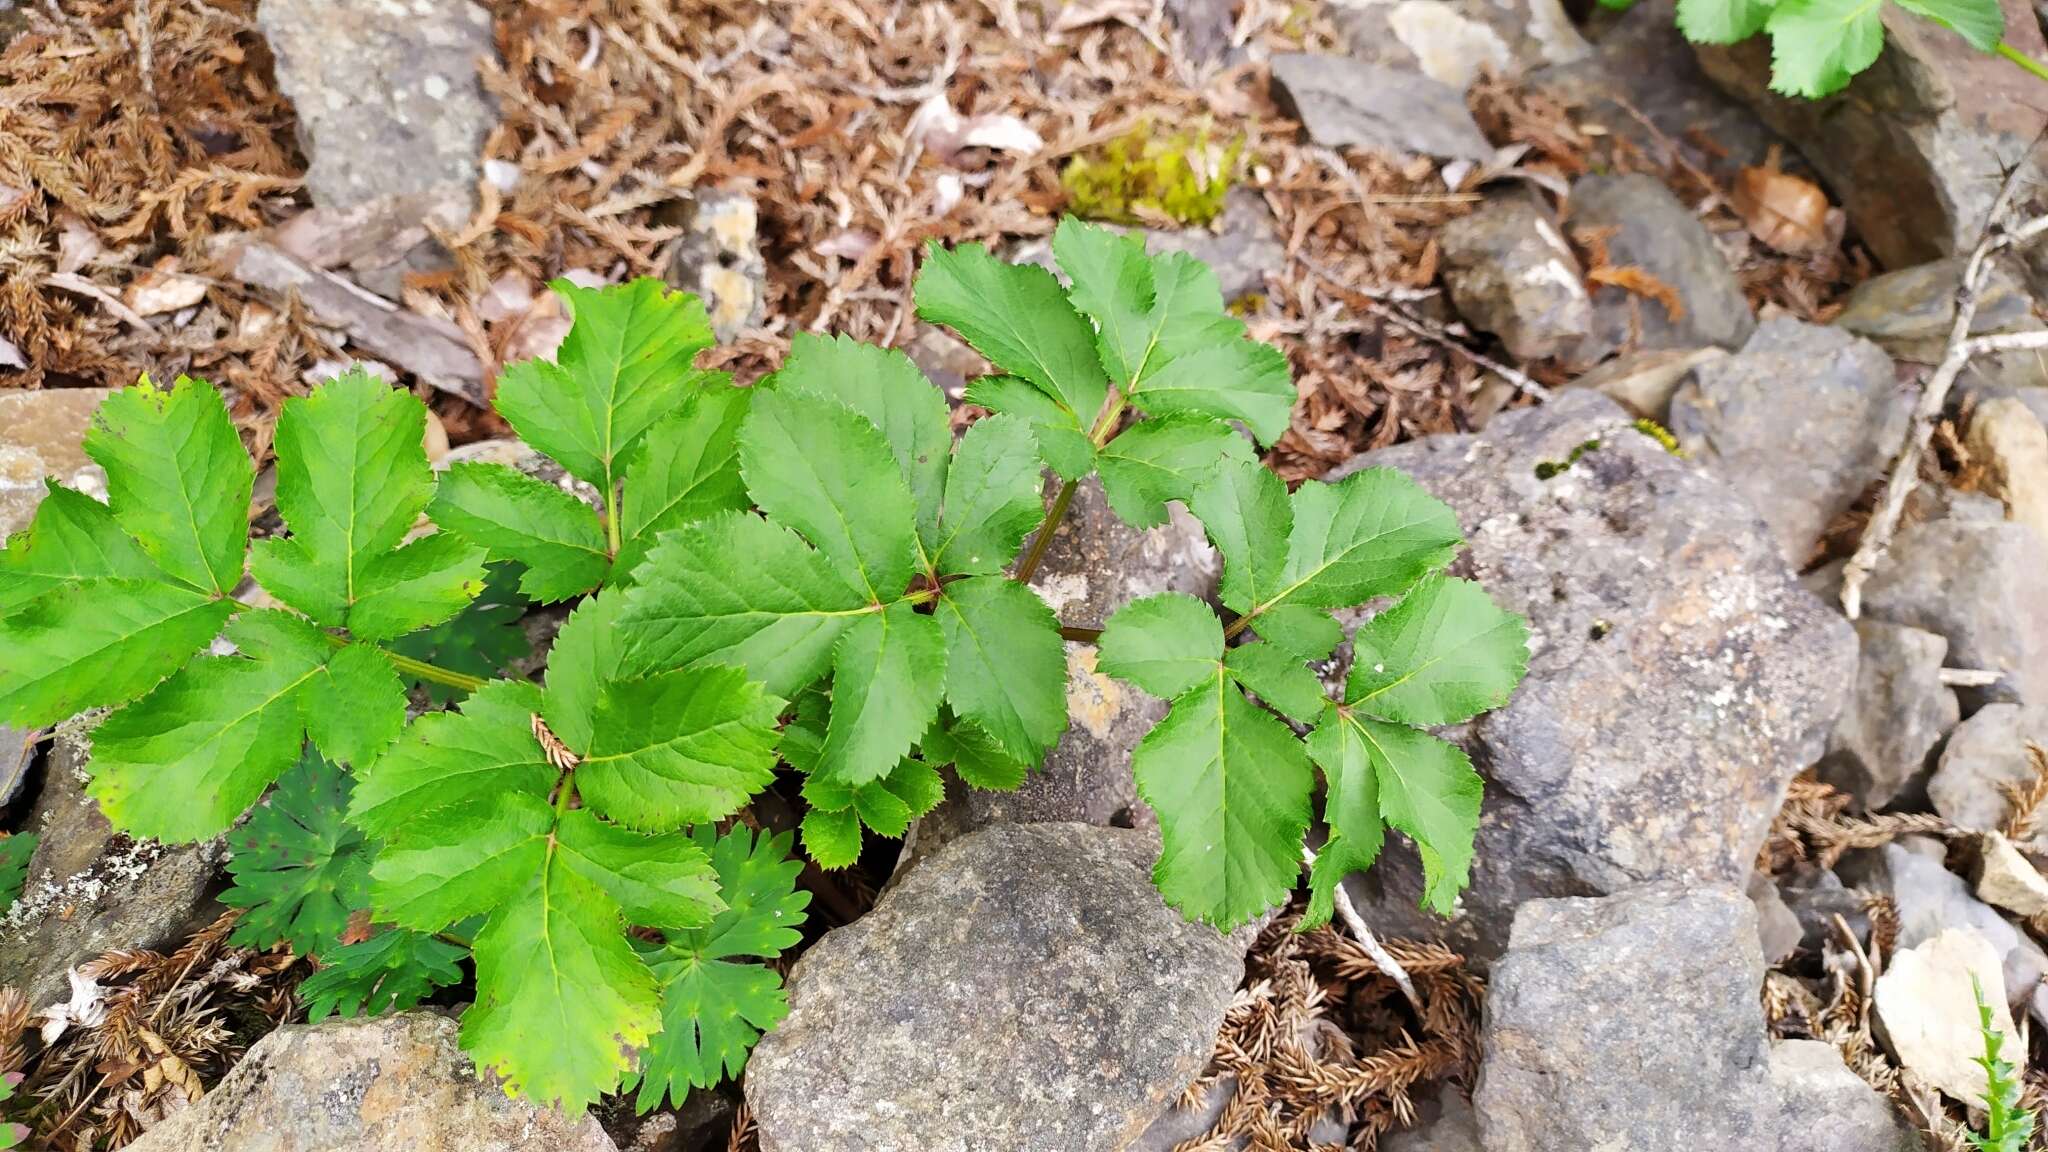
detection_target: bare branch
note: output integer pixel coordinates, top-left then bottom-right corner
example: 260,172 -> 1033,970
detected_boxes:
1300,844 -> 1424,1015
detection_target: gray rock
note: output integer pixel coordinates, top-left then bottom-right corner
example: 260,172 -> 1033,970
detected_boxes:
1750,871 -> 1803,965
1781,865 -> 1873,956
746,824 -> 1244,1152
0,726 -> 28,809
1767,1040 -> 1924,1152
125,1012 -> 617,1152
665,188 -> 766,343
1166,0 -> 1240,65
1832,256 -> 2035,364
1565,173 -> 1756,365
1328,392 -> 1856,964
1139,188 -> 1286,303
1822,621 -> 1958,810
1329,0 -> 1588,90
1845,838 -> 2048,1024
902,479 -> 1217,864
1383,1085 -> 1480,1152
1669,318 -> 1910,564
1928,704 -> 2048,844
1476,883 -> 1775,1151
1861,516 -> 2048,707
1440,194 -> 1592,361
259,0 -> 496,226
1561,346 -> 1726,421
1695,0 -> 2048,270
0,725 -> 222,1011
1269,55 -> 1493,162
0,387 -> 112,535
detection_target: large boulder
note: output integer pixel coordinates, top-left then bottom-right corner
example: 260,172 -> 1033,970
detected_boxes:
1669,317 -> 1910,565
1694,0 -> 2048,269
1564,174 -> 1756,366
1327,392 -> 1856,963
746,824 -> 1243,1152
125,1012 -> 617,1151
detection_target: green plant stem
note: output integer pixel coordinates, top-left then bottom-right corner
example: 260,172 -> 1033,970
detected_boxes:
226,596 -> 488,693
1998,41 -> 2048,83
435,928 -> 474,949
1011,393 -> 1131,587
1058,625 -> 1102,643
603,481 -> 624,558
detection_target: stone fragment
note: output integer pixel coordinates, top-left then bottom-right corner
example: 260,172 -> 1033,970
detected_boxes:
1967,395 -> 2048,544
1669,317 -> 1910,563
1976,831 -> 2048,918
1269,55 -> 1493,162
664,188 -> 766,343
1832,256 -> 2035,363
1330,0 -> 1588,90
1439,194 -> 1591,361
1328,393 -> 1854,964
1766,1039 -> 1925,1152
746,824 -> 1244,1152
0,387 -> 111,535
1874,928 -> 2019,1104
1846,839 -> 2048,1026
0,725 -> 221,1012
125,1012 -> 617,1152
1564,173 -> 1756,364
1929,705 -> 2048,845
1822,620 -> 1957,809
1559,345 -> 1723,420
1750,871 -> 1803,965
1862,518 -> 2048,707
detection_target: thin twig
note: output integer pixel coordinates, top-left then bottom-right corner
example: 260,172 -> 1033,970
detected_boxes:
1939,667 -> 2008,687
1841,163 -> 2038,619
1300,844 -> 1423,1015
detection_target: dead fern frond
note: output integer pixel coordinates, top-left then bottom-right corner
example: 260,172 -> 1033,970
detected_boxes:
2003,743 -> 2048,842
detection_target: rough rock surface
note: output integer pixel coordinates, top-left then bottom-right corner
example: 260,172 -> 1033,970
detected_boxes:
1560,346 -> 1724,420
1475,884 -> 1774,1150
1767,1040 -> 1925,1152
125,1012 -> 617,1152
1749,871 -> 1802,965
0,387 -> 110,535
665,188 -> 766,342
1669,318 -> 1910,564
1269,55 -> 1493,162
1695,0 -> 2048,269
1781,865 -> 1874,956
905,478 -> 1216,863
1875,928 -> 2017,1105
746,824 -> 1243,1152
1329,0 -> 1588,90
1929,705 -> 2048,845
1976,831 -> 2048,918
1439,194 -> 1591,361
1832,255 -> 2036,364
1968,395 -> 2048,543
1564,173 -> 1756,364
1382,1085 -> 1480,1152
1846,839 -> 2048,1025
1328,393 -> 1855,963
1861,516 -> 2048,707
1822,620 -> 1957,810
0,725 -> 221,1011
259,0 -> 497,224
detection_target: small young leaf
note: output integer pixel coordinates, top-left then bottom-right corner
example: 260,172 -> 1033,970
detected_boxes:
0,580 -> 231,728
86,610 -> 330,842
84,376 -> 252,596
801,805 -> 863,870
817,601 -> 946,786
430,462 -> 609,603
803,755 -> 946,840
740,388 -> 917,601
915,240 -> 1109,430
304,643 -> 406,767
1345,576 -> 1529,726
920,715 -> 1030,791
1098,592 -> 1224,700
1764,0 -> 1886,98
1096,416 -> 1255,529
493,278 -> 716,492
935,576 -> 1067,762
223,751 -> 373,954
300,927 -> 468,1021
1133,670 -> 1314,930
576,664 -> 785,832
1249,603 -> 1343,663
615,387 -> 753,580
963,376 -> 1096,480
1224,642 -> 1327,724
348,678 -> 556,839
931,414 -> 1045,577
0,482 -> 155,613
1053,219 -> 1239,388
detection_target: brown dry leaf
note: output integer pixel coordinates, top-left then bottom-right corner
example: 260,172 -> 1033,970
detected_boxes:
1733,164 -> 1834,256
1587,264 -> 1687,323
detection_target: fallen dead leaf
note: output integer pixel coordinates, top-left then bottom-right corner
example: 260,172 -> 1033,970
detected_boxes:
123,257 -> 209,317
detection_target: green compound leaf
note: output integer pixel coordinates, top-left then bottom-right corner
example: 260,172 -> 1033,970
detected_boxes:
1190,457 -> 1291,614
635,825 -> 809,1111
368,791 -> 554,930
1223,642 -> 1328,725
248,370 -> 445,631
0,482 -> 155,613
0,833 -> 37,912
429,462 -> 609,603
0,580 -> 230,728
615,387 -> 752,581
554,808 -> 724,931
616,511 -> 866,697
739,387 -> 917,602
493,278 -> 716,492
817,601 -> 946,787
1098,591 -> 1223,700
915,239 -> 1109,433
921,715 -> 1031,791
1675,0 -> 1773,42
86,609 -> 330,843
1096,416 -> 1255,530
222,751 -> 374,954
348,678 -> 555,839
537,589 -> 624,754
1275,468 -> 1464,610
300,927 -> 468,1021
930,414 -> 1045,577
1132,668 -> 1313,931
1344,576 -> 1529,727
1764,0 -> 1886,98
84,375 -> 252,597
935,576 -> 1066,763
303,643 -> 406,767
803,755 -> 947,843
1126,340 -> 1295,449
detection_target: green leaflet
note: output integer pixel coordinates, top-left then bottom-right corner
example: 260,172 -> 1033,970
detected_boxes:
915,239 -> 1110,430
817,601 -> 946,786
0,482 -> 155,613
84,375 -> 252,596
739,387 -> 917,602
1895,0 -> 2003,50
930,415 -> 1044,577
1315,709 -> 1482,917
1762,0 -> 1886,97
917,714 -> 1029,792
615,387 -> 753,580
0,580 -> 231,728
430,462 -> 609,602
304,643 -> 406,767
222,751 -> 374,954
1675,0 -> 1772,42
577,665 -> 785,831
348,678 -> 557,839
935,576 -> 1067,762
634,826 -> 808,1111
963,375 -> 1095,480
1301,707 -> 1384,928
1096,416 -> 1255,530
344,531 -> 488,642
300,927 -> 468,1021
0,833 -> 37,912
1345,576 -> 1530,727
1223,642 -> 1327,724
1099,592 -> 1224,700
554,808 -> 724,930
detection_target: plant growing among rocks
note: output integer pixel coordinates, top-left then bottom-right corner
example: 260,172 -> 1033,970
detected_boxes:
0,218 -> 1526,1113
